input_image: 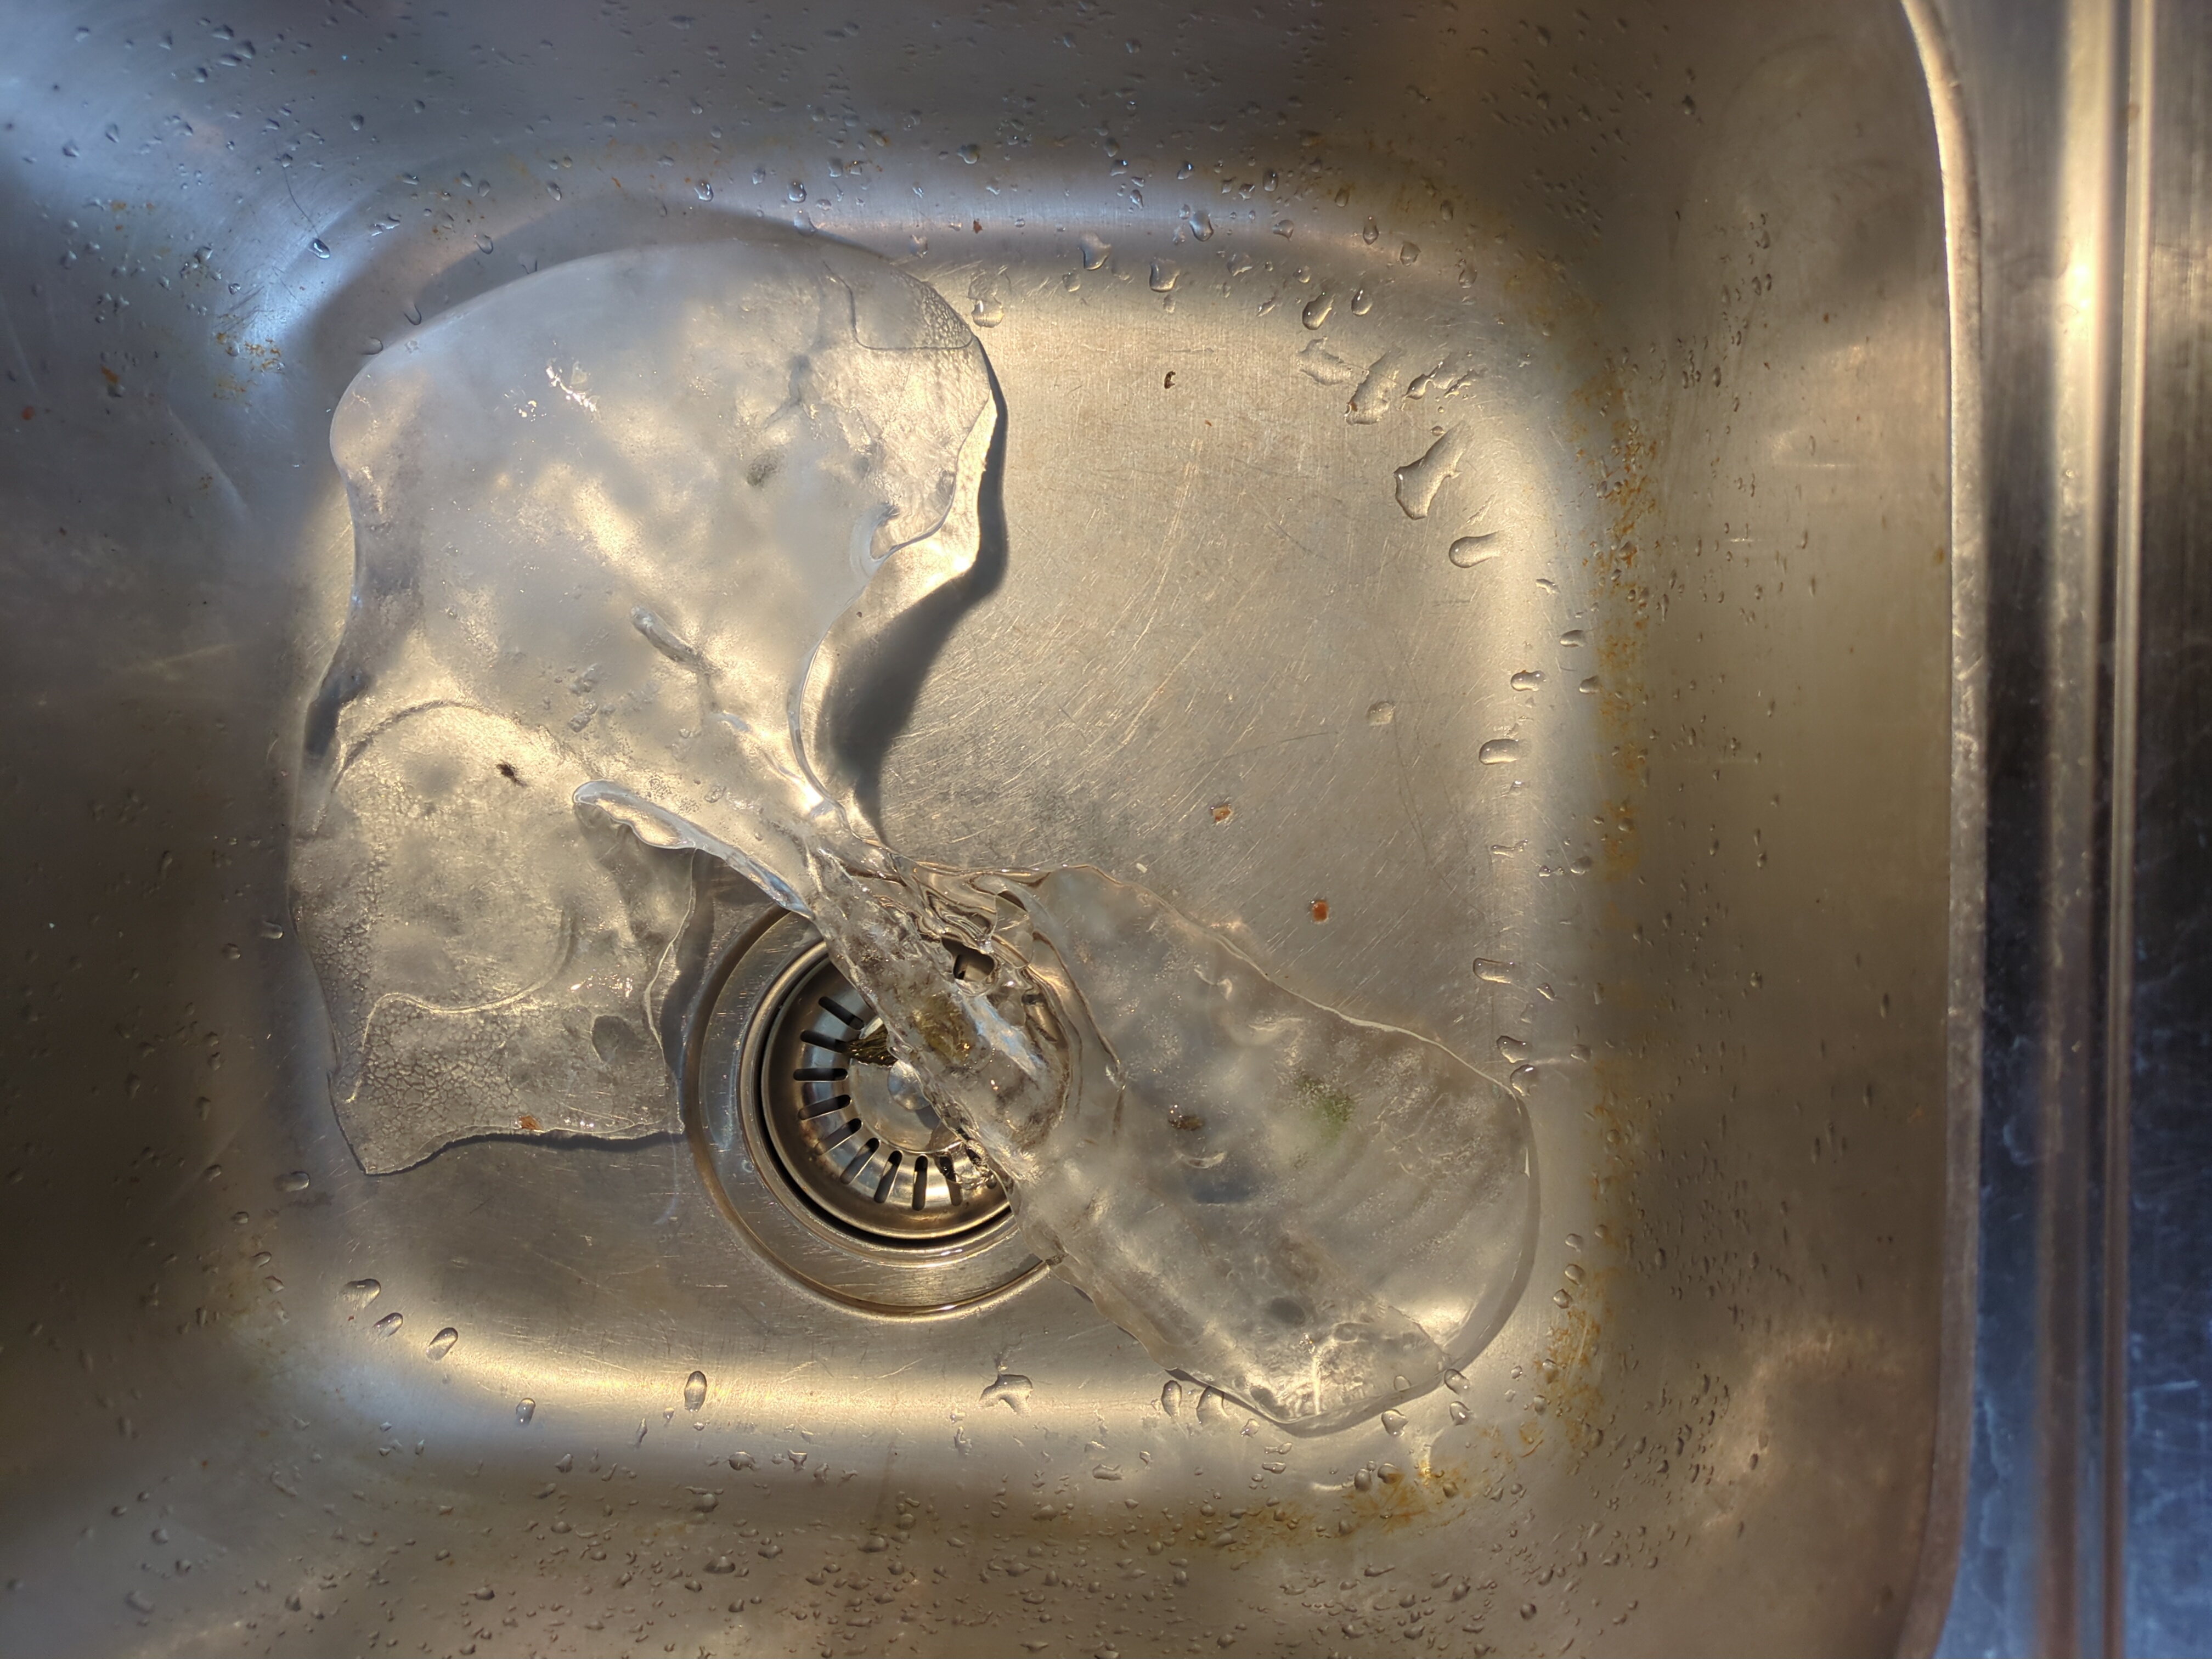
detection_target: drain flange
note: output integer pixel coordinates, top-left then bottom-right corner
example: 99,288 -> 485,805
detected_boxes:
687,906 -> 1038,1313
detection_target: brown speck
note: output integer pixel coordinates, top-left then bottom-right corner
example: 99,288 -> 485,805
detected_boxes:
516,1115 -> 541,1133
1310,899 -> 1330,923
1164,370 -> 1177,389
99,365 -> 120,385
496,760 -> 521,783
972,218 -> 982,233
1211,803 -> 1234,825
18,407 -> 32,421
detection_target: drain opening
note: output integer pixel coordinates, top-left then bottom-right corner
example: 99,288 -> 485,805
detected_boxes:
689,907 -> 1037,1312
752,943 -> 1009,1246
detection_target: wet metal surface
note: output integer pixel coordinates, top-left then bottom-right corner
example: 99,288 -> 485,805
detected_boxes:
0,3 -> 1975,1655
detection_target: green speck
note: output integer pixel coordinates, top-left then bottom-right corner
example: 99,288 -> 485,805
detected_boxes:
1296,1073 -> 1355,1133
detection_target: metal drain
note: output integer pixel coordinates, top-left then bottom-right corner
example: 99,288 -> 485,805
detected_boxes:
752,941 -> 1009,1245
686,904 -> 1038,1314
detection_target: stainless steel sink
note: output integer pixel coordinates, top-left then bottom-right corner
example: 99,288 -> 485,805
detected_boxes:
1,0 -> 2105,1652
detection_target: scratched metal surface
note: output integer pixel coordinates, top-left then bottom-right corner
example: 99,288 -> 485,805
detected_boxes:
0,2 -> 1959,1655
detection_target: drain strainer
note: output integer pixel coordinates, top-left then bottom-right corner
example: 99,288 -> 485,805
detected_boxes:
753,941 -> 1009,1244
687,906 -> 1039,1313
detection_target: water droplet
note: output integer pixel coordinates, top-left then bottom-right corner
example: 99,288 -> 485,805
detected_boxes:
1510,670 -> 1543,691
1160,1379 -> 1183,1416
1393,428 -> 1468,519
1521,1601 -> 1539,1619
545,179 -> 562,200
1551,1288 -> 1572,1307
1297,338 -> 1357,384
1365,701 -> 1395,726
361,337 -> 383,356
125,1589 -> 153,1613
981,1373 -> 1034,1413
1400,241 -> 1421,265
1474,959 -> 1516,985
61,140 -> 80,159
1197,1387 -> 1230,1426
308,238 -> 331,259
403,303 -> 422,326
372,1311 -> 404,1336
1079,231 -> 1111,270
1497,1035 -> 1531,1063
1579,675 -> 1602,695
472,1585 -> 495,1602
957,143 -> 981,164
1149,258 -> 1180,293
1449,1401 -> 1470,1424
1445,1368 -> 1468,1392
1272,217 -> 1295,238
341,1278 -> 381,1307
1301,292 -> 1333,329
1350,287 -> 1374,316
474,233 -> 494,254
1185,210 -> 1214,241
1560,628 -> 1587,647
1362,216 -> 1379,245
684,1370 -> 708,1412
274,1171 -> 310,1193
910,232 -> 930,257
786,180 -> 806,203
1380,1409 -> 1407,1435
1479,738 -> 1523,766
426,1327 -> 459,1360
516,1398 -> 535,1424
693,179 -> 713,202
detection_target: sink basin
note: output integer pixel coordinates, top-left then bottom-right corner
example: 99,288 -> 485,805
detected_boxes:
0,1 -> 1972,1654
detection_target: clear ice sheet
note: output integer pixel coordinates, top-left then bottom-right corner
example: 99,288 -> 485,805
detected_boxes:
296,230 -> 996,1171
297,227 -> 1535,1430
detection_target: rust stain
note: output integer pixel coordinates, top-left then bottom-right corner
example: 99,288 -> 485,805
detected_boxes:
516,1114 -> 541,1133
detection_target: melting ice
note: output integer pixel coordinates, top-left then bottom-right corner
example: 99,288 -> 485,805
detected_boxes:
296,229 -> 1535,1432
